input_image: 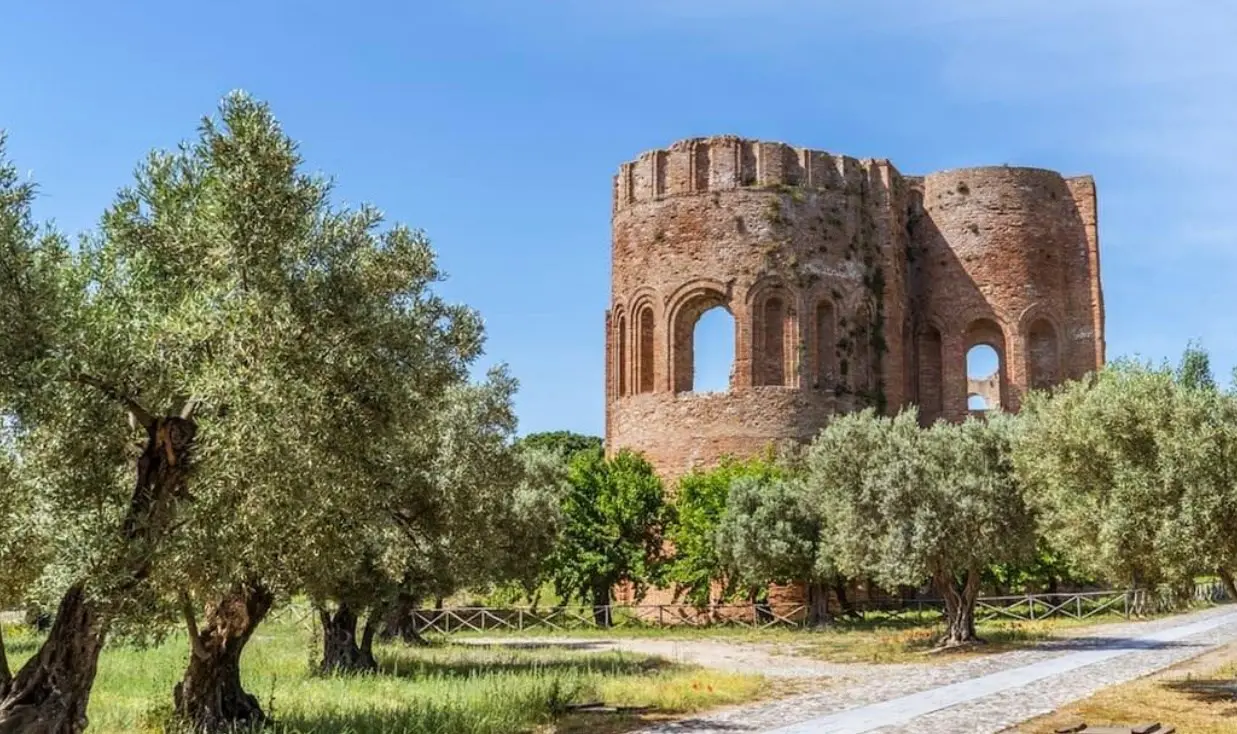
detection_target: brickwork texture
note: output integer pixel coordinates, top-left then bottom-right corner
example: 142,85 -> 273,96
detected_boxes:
604,136 -> 1105,482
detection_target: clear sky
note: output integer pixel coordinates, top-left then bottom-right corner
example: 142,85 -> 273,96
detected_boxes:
2,1 -> 1233,438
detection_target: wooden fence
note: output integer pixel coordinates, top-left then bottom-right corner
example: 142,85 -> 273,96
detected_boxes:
409,582 -> 1231,634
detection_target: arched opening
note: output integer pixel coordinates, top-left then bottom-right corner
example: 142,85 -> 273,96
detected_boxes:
690,307 -> 735,393
617,314 -> 628,397
758,297 -> 787,386
917,325 -> 943,423
965,318 -> 1005,413
814,300 -> 835,388
1026,318 -> 1059,390
636,306 -> 655,394
967,393 -> 988,411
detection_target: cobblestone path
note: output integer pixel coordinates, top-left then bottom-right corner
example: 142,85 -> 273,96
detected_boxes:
626,605 -> 1237,734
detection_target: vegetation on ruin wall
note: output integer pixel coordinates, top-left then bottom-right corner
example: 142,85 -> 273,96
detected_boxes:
761,181 -> 888,411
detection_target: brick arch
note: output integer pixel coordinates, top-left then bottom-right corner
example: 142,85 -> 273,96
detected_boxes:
745,277 -> 797,387
1018,308 -> 1063,391
667,280 -> 735,393
612,305 -> 629,398
629,293 -> 660,395
810,295 -> 838,390
963,316 -> 1008,412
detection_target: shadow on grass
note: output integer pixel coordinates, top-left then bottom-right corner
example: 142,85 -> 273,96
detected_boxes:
374,646 -> 673,680
1160,677 -> 1237,715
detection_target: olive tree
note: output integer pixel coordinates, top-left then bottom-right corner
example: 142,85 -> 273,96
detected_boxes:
812,409 -> 1035,647
715,474 -> 851,625
311,370 -> 570,674
0,92 -> 489,732
1014,361 -> 1185,591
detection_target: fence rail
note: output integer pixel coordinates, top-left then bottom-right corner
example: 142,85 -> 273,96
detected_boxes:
409,582 -> 1231,634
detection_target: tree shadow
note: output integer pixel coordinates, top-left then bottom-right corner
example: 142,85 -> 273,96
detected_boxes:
1031,636 -> 1200,653
1160,677 -> 1237,715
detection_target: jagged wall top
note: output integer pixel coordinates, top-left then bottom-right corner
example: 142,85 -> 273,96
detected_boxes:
612,135 -> 896,213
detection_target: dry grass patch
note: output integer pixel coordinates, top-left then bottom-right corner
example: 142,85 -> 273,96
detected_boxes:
791,617 -> 1135,664
1012,641 -> 1237,734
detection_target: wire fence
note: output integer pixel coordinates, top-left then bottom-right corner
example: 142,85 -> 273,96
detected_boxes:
407,581 -> 1231,634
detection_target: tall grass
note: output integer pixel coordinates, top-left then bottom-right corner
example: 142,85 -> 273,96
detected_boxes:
3,612 -> 766,734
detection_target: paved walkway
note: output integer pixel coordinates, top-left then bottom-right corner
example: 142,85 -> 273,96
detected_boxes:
627,605 -> 1237,733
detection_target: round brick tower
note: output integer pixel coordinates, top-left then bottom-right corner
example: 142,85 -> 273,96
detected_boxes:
604,137 -> 1104,483
911,166 -> 1105,420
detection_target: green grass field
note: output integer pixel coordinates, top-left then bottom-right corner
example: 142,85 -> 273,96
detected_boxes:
0,602 -> 1185,732
2,611 -> 769,734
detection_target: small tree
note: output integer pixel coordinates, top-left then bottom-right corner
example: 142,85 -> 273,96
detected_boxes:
715,474 -> 847,625
813,409 -> 1034,647
546,448 -> 666,624
665,456 -> 783,607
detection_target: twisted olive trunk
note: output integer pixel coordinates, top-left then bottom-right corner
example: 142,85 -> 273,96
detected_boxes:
934,567 -> 983,648
379,596 -> 429,647
319,604 -> 378,675
0,413 -> 197,734
805,581 -> 831,627
0,585 -> 104,734
1218,569 -> 1237,603
174,581 -> 273,732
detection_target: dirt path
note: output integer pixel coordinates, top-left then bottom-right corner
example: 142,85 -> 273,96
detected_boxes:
465,605 -> 1237,733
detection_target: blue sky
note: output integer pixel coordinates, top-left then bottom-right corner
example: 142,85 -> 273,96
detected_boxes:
2,1 -> 1233,437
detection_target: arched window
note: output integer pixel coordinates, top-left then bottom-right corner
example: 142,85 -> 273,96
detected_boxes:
690,307 -> 735,392
636,306 -> 655,394
671,288 -> 734,393
965,318 -> 1006,413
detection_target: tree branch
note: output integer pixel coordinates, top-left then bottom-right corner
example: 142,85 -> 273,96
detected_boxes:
73,374 -> 154,428
179,590 -> 210,661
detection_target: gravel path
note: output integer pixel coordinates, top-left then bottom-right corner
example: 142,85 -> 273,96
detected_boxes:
624,605 -> 1237,733
467,605 -> 1237,733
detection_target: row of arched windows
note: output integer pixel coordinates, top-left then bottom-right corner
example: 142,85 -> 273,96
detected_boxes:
916,316 -> 1061,419
612,294 -> 847,397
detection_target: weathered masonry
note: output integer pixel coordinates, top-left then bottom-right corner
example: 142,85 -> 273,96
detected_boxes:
604,136 -> 1105,480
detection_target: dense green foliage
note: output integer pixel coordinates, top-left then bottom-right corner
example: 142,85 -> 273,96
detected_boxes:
544,448 -> 667,615
665,456 -> 783,605
514,431 -> 603,460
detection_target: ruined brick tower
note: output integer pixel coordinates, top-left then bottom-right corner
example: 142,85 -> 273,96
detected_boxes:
604,136 -> 1105,481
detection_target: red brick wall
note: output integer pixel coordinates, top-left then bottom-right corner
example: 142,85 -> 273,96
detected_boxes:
605,137 -> 1104,484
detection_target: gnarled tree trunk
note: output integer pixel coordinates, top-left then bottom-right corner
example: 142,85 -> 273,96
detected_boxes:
0,409 -> 197,734
379,596 -> 429,647
0,584 -> 105,734
319,604 -> 378,675
1218,569 -> 1237,603
174,581 -> 273,732
806,580 -> 830,627
934,567 -> 983,648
